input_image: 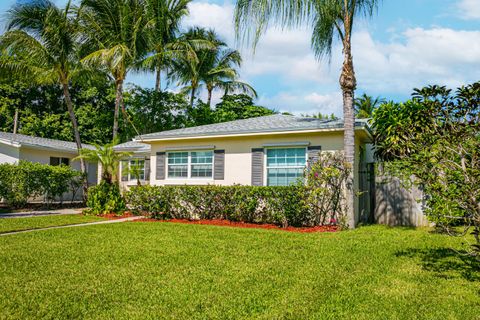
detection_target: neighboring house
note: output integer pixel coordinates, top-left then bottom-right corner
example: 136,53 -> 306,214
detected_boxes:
118,114 -> 375,224
0,132 -> 98,200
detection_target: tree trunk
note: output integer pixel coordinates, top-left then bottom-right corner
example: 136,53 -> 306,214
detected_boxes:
113,79 -> 124,139
62,82 -> 88,198
190,85 -> 196,108
155,68 -> 161,92
207,88 -> 213,107
339,32 -> 357,229
13,109 -> 18,134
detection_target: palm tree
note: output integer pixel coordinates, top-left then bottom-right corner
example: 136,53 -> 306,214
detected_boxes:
203,48 -> 257,107
235,0 -> 380,228
74,140 -> 132,184
142,0 -> 190,92
0,0 -> 88,182
355,93 -> 385,118
171,27 -> 256,107
79,0 -> 151,139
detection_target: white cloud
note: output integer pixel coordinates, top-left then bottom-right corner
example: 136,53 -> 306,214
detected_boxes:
184,1 -> 234,41
457,0 -> 480,20
352,28 -> 480,93
184,1 -> 480,113
258,91 -> 343,116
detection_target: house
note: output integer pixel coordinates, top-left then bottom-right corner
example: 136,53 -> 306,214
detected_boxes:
0,132 -> 98,200
117,114 -> 375,225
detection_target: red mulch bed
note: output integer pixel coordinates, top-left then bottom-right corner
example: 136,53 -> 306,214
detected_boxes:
99,212 -> 135,219
131,218 -> 339,233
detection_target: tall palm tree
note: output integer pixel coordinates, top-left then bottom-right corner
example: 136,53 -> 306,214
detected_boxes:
203,48 -> 257,107
0,0 -> 88,181
143,0 -> 190,92
354,93 -> 385,118
79,0 -> 151,139
235,0 -> 380,228
74,140 -> 132,184
171,27 -> 256,108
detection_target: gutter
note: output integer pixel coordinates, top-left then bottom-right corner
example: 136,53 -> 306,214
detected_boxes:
134,124 -> 371,143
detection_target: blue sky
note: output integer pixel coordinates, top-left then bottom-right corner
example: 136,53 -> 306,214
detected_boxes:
1,0 -> 479,115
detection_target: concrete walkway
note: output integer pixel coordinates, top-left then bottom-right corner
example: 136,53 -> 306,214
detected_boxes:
0,216 -> 145,236
0,208 -> 84,218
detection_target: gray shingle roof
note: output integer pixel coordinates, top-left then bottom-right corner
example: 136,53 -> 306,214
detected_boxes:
137,114 -> 368,141
114,140 -> 150,152
0,132 -> 94,153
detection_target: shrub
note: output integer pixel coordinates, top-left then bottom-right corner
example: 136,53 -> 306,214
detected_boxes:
126,185 -> 309,226
0,161 -> 84,208
86,181 -> 126,215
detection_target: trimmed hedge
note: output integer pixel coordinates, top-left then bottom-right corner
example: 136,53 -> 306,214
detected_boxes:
0,161 -> 84,208
125,185 -> 329,227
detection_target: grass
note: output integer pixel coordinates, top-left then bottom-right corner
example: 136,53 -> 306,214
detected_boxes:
0,223 -> 479,319
0,214 -> 105,234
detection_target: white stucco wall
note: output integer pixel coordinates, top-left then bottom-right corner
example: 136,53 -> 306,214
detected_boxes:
148,130 -> 349,186
0,143 -> 20,164
19,147 -> 98,185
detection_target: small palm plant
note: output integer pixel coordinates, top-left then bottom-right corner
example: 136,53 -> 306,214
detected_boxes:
74,140 -> 132,184
354,94 -> 385,119
125,159 -> 145,186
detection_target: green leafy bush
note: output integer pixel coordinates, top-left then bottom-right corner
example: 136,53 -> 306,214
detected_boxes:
86,181 -> 126,215
0,161 -> 84,208
125,152 -> 350,227
126,185 -> 308,226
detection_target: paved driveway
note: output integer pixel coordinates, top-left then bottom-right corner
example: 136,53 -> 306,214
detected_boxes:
0,208 -> 84,218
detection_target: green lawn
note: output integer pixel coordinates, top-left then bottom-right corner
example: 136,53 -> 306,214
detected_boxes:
0,214 -> 105,233
0,223 -> 478,319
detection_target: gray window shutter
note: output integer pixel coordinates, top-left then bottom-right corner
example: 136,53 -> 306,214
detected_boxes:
251,148 -> 264,186
156,152 -> 166,180
307,146 -> 322,167
214,150 -> 225,180
145,158 -> 151,181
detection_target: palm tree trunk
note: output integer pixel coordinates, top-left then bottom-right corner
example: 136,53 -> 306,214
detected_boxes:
207,88 -> 213,107
190,85 -> 196,108
62,82 -> 88,197
113,79 -> 124,139
155,68 -> 161,92
339,32 -> 357,229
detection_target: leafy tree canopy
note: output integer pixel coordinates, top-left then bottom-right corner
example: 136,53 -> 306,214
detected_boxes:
372,82 -> 480,255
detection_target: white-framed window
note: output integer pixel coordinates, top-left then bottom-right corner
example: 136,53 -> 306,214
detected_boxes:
121,159 -> 146,181
167,151 -> 213,179
265,147 -> 306,186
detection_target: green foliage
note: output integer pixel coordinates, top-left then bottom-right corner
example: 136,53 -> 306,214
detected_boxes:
126,153 -> 350,227
85,181 -> 126,215
0,161 -> 84,208
74,140 -> 132,184
213,94 -> 276,123
372,82 -> 480,254
304,151 -> 351,226
354,94 -> 385,119
126,185 -> 309,227
0,80 -> 115,144
123,86 -> 188,140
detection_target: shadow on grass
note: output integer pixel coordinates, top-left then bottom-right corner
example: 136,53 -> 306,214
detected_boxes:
396,247 -> 480,282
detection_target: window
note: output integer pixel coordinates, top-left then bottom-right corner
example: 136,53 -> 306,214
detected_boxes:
167,151 -> 213,179
130,159 -> 145,180
266,148 -> 306,186
50,157 -> 69,166
121,159 -> 146,181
